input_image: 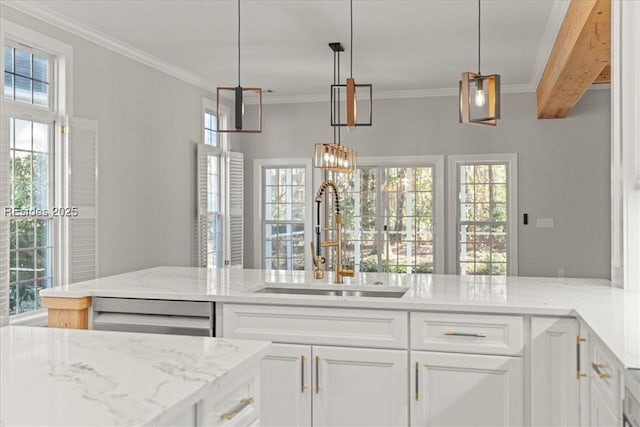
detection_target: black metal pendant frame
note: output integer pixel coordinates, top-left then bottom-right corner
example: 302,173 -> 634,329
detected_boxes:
330,83 -> 373,127
216,86 -> 262,133
459,72 -> 500,126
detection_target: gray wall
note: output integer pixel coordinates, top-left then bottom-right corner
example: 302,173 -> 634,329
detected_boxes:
1,7 -> 233,277
241,90 -> 611,279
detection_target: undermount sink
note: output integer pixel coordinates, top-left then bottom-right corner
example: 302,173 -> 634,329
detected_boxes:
253,285 -> 409,298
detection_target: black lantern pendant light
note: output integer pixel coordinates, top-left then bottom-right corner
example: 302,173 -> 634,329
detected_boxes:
216,0 -> 262,133
330,0 -> 372,128
314,43 -> 357,173
459,0 -> 500,126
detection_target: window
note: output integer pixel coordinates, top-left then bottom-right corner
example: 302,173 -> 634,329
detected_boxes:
8,118 -> 54,314
255,159 -> 312,271
5,45 -> 56,316
448,154 -> 518,276
326,156 -> 444,273
1,22 -> 74,323
263,167 -> 306,270
4,45 -> 50,106
204,111 -> 217,147
198,110 -> 224,268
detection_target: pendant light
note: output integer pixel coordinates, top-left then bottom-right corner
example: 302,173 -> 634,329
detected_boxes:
314,43 -> 357,173
216,0 -> 262,133
330,0 -> 372,128
459,0 -> 500,126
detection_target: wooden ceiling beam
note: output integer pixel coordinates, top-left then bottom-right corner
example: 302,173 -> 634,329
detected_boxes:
536,0 -> 610,119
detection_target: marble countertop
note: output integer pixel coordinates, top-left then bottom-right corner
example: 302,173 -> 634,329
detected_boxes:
40,266 -> 640,370
0,325 -> 270,427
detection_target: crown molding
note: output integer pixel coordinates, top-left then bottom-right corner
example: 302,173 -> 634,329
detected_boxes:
259,83 -> 536,105
2,0 -> 214,92
529,0 -> 571,91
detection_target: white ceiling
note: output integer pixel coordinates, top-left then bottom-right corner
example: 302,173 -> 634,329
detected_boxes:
7,0 -> 566,102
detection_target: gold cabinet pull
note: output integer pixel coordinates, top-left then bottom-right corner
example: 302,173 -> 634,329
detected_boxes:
592,363 -> 610,379
415,362 -> 420,401
220,397 -> 254,420
444,331 -> 486,338
576,336 -> 586,379
301,355 -> 307,393
315,356 -> 320,394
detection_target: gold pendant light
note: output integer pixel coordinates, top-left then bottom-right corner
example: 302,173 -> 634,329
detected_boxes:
330,0 -> 372,128
216,0 -> 262,133
314,43 -> 357,174
459,0 -> 501,126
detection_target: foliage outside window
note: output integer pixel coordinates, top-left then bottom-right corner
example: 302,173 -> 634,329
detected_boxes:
457,163 -> 508,275
263,167 -> 306,270
8,118 -> 54,315
329,165 -> 435,273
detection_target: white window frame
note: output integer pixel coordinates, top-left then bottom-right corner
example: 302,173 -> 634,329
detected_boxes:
254,158 -> 313,271
447,153 -> 518,276
1,20 -> 73,323
319,155 -> 445,274
201,97 -> 229,267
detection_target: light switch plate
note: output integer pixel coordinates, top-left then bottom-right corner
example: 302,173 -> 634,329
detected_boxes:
536,218 -> 554,228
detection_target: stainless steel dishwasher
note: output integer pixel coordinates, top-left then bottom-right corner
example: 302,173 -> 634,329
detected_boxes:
92,297 -> 215,336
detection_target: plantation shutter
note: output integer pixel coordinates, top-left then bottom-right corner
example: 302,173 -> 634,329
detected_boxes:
196,144 -> 209,267
0,114 -> 10,326
67,118 -> 98,283
227,151 -> 244,267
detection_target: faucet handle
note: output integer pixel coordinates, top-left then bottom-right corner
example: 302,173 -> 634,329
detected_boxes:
310,242 -> 326,267
339,268 -> 355,277
310,242 -> 326,280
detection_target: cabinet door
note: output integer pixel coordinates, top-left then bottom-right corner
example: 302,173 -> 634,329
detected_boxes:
312,346 -> 408,427
260,344 -> 312,427
590,382 -> 620,427
411,351 -> 523,427
530,317 -> 580,426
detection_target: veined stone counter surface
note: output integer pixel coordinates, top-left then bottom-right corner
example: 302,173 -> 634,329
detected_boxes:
0,325 -> 270,427
40,266 -> 640,370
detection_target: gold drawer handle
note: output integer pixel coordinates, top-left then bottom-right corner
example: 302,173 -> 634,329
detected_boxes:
445,331 -> 487,338
220,397 -> 254,420
592,363 -> 611,379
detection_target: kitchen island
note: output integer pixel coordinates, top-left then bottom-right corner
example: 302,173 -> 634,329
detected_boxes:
0,325 -> 270,427
39,267 -> 640,426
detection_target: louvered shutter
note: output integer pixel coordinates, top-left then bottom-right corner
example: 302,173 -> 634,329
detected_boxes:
67,118 -> 98,283
196,144 -> 209,267
0,114 -> 10,326
227,152 -> 244,267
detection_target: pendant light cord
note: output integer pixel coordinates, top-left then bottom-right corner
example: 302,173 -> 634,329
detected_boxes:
237,0 -> 241,86
477,0 -> 481,74
337,50 -> 341,145
350,0 -> 353,78
332,49 -> 342,146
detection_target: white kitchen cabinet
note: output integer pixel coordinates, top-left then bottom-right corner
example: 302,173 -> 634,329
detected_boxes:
260,343 -> 407,427
261,344 -> 312,427
530,317 -> 580,426
410,351 -> 524,427
590,382 -> 620,427
312,346 -> 408,427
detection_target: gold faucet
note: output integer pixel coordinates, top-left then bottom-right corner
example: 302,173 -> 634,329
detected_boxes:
310,181 -> 354,284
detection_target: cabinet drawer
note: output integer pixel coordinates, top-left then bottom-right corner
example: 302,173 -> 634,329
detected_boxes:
222,304 -> 408,349
410,312 -> 523,355
590,334 -> 623,416
203,373 -> 259,427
